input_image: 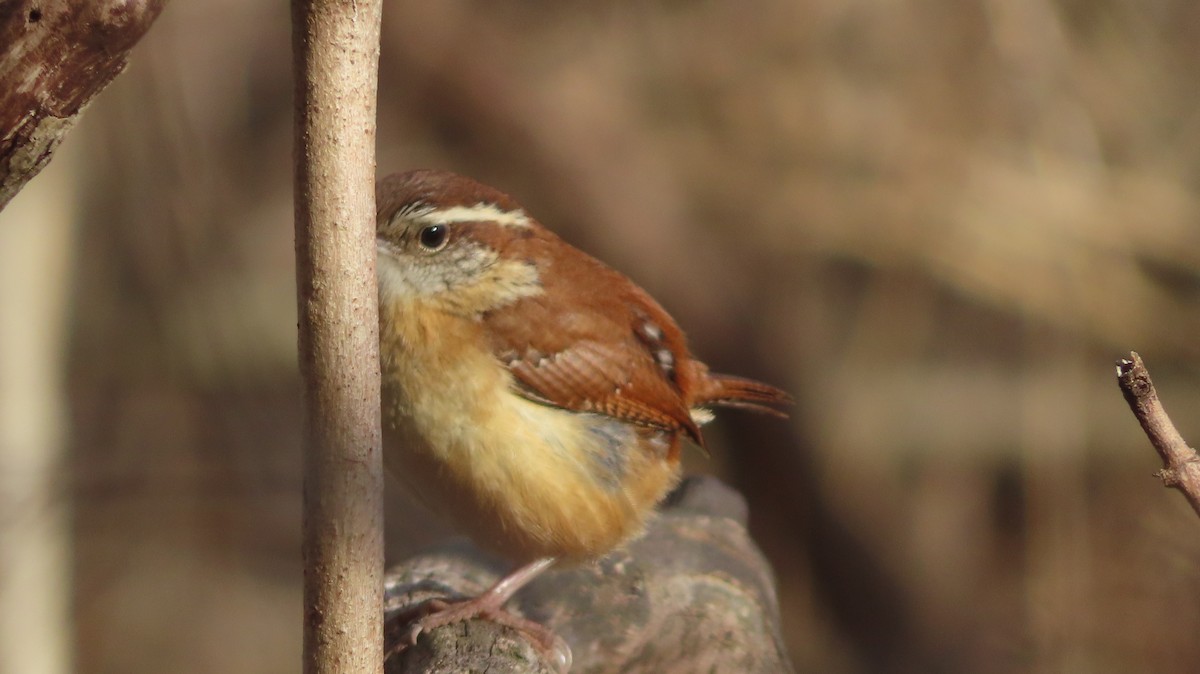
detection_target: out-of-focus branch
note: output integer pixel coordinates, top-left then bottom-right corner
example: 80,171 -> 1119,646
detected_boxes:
1116,352 -> 1200,518
292,0 -> 384,672
384,477 -> 795,674
0,136 -> 77,674
0,0 -> 166,211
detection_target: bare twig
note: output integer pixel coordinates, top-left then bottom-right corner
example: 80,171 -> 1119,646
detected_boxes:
1115,351 -> 1200,518
0,0 -> 166,211
292,0 -> 384,672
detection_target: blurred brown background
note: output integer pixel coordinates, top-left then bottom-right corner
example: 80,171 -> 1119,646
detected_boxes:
3,1 -> 1200,672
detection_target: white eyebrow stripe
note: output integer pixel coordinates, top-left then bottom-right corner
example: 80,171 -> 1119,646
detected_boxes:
404,203 -> 532,228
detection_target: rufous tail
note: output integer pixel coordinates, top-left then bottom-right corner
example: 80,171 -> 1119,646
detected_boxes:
692,371 -> 792,418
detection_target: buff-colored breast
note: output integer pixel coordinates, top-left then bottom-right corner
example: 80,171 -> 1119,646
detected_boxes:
379,297 -> 681,564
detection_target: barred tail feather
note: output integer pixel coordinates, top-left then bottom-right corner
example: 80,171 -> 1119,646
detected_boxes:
692,372 -> 792,418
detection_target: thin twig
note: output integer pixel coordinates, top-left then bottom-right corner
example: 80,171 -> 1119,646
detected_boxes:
1115,352 -> 1200,518
292,0 -> 385,672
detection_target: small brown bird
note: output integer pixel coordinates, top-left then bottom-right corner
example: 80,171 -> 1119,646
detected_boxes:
376,169 -> 789,665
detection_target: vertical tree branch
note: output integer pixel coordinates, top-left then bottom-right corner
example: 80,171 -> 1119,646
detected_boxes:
0,135 -> 77,674
292,1 -> 384,673
1115,352 -> 1200,518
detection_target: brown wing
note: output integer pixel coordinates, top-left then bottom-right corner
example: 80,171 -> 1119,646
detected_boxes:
500,338 -> 699,437
481,237 -> 702,443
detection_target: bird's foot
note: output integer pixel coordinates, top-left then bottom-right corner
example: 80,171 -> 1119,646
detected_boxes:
386,595 -> 572,672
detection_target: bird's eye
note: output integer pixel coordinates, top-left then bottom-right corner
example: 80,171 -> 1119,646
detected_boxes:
417,224 -> 449,251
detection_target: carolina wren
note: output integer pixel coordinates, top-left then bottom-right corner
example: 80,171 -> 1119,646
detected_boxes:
376,169 -> 789,666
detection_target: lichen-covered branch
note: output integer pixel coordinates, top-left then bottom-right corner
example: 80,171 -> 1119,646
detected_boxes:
0,0 -> 166,211
384,477 -> 795,674
1116,352 -> 1200,518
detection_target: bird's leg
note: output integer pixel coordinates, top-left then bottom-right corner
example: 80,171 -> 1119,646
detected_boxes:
386,557 -> 569,670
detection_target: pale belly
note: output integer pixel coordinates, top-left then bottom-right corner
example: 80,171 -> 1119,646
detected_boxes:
383,402 -> 679,563
379,307 -> 680,564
